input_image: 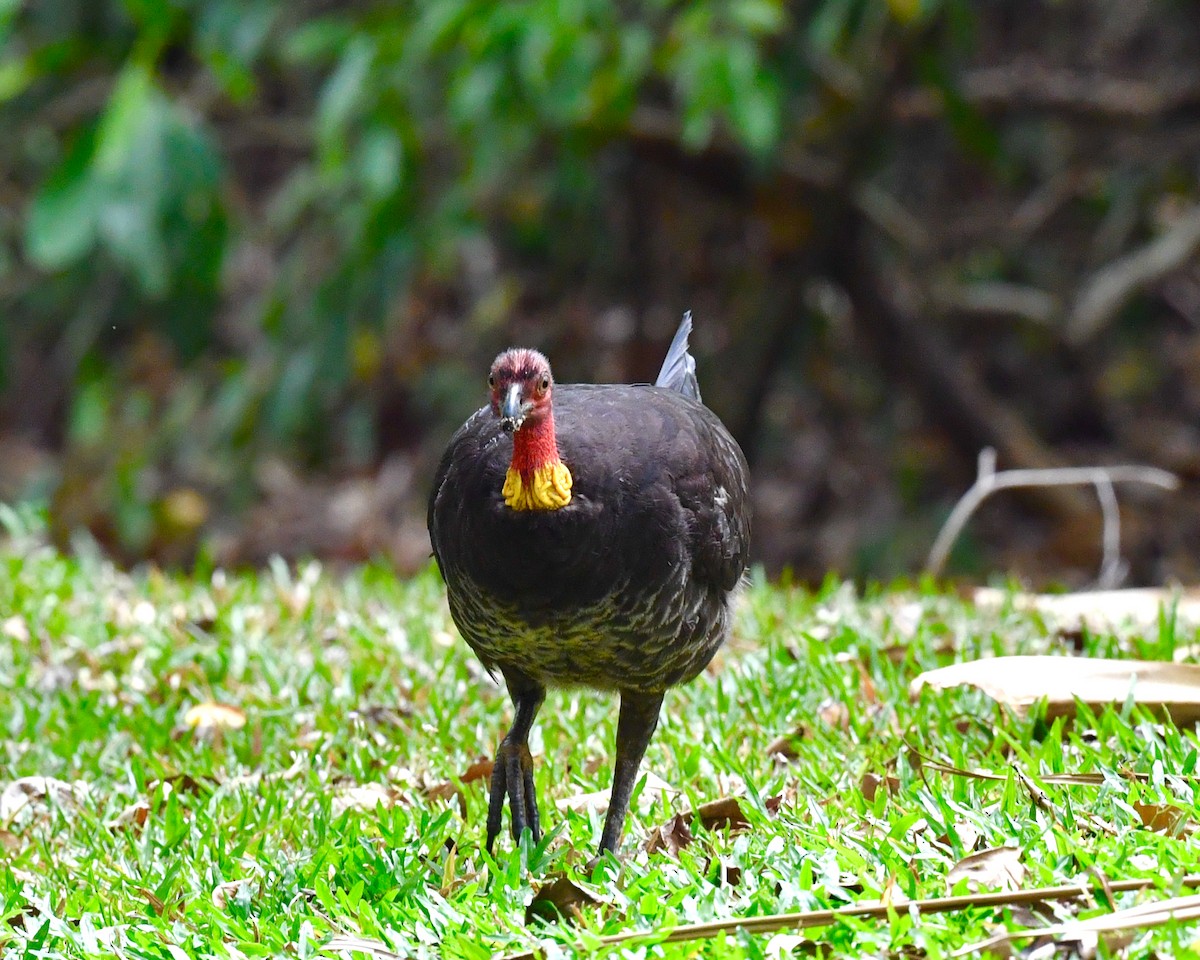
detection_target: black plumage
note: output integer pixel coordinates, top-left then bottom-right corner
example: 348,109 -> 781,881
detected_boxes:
427,314 -> 750,856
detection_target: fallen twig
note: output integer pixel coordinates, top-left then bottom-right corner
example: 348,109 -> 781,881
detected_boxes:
954,891 -> 1200,957
497,875 -> 1200,960
925,448 -> 1179,583
910,752 -> 1200,787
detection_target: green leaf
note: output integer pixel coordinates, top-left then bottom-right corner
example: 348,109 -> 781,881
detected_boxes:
68,378 -> 111,446
316,36 -> 375,157
281,17 -> 355,64
25,129 -> 101,268
730,0 -> 786,34
886,0 -> 923,24
356,125 -> 404,199
0,53 -> 32,102
99,197 -> 169,295
95,63 -> 155,175
916,50 -> 1002,165
728,77 -> 780,153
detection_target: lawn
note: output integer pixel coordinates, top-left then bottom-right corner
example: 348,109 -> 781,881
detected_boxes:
1,502 -> 1198,959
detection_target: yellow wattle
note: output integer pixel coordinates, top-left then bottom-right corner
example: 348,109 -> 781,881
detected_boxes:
503,460 -> 573,511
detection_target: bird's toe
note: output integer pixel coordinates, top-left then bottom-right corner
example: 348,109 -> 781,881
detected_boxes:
520,746 -> 540,840
487,740 -> 541,850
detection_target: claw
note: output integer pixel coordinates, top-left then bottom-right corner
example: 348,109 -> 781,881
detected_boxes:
486,740 -> 541,852
486,674 -> 545,855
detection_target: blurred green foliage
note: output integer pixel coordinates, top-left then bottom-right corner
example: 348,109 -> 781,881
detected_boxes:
3,1 -> 1197,582
1,0 -> 954,561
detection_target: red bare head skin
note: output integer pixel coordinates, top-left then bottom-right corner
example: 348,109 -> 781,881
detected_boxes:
488,348 -> 560,476
489,349 -> 554,425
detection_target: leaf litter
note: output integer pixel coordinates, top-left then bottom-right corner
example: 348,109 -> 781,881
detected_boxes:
0,776 -> 90,824
912,655 -> 1200,723
644,796 -> 752,855
946,846 -> 1026,892
183,701 -> 247,731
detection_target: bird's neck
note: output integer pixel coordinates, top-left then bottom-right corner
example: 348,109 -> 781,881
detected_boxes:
504,414 -> 573,511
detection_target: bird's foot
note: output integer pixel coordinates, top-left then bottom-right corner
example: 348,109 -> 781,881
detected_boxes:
583,848 -> 625,879
485,739 -> 540,853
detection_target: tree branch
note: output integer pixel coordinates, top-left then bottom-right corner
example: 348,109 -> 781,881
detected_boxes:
926,448 -> 1180,581
893,64 -> 1200,121
1065,204 -> 1200,344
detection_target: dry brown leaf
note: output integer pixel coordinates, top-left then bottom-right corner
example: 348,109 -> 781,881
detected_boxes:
0,776 -> 90,822
971,587 -> 1200,634
424,757 -> 495,811
861,772 -> 900,803
106,800 -> 150,833
644,797 -> 750,856
911,655 -> 1200,723
947,846 -> 1026,892
644,813 -> 694,856
818,699 -> 851,730
855,660 -> 879,706
764,790 -> 792,815
765,729 -> 805,763
761,703 -> 849,759
696,796 -> 750,832
937,819 -> 981,853
459,757 -> 493,783
555,771 -> 675,814
136,886 -> 183,919
152,773 -> 210,795
525,875 -> 603,925
331,782 -> 396,816
2,615 -> 29,642
325,934 -> 406,959
184,702 -> 246,731
705,857 -> 743,887
880,873 -> 911,908
1132,801 -> 1194,835
765,933 -> 814,958
211,879 -> 253,910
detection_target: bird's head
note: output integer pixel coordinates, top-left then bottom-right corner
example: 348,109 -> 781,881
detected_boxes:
488,348 -> 554,435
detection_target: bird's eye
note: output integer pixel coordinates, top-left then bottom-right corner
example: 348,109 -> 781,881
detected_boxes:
488,374 -> 495,388
540,377 -> 550,392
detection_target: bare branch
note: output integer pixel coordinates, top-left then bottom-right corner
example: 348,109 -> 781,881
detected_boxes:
941,281 -> 1060,326
893,64 -> 1200,121
851,183 -> 933,252
925,449 -> 1179,580
1066,204 -> 1200,344
1093,475 -> 1125,590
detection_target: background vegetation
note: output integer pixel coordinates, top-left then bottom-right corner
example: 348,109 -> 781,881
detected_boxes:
2,0 -> 1199,583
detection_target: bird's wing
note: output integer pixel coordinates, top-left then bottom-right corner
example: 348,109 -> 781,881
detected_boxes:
655,311 -> 701,401
427,405 -> 493,568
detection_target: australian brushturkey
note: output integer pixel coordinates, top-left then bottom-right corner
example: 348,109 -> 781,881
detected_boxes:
427,313 -> 750,856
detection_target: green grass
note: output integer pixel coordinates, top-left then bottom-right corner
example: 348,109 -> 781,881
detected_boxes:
1,503 -> 1198,959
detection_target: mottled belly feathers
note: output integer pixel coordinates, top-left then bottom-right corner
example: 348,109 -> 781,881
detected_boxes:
428,384 -> 749,692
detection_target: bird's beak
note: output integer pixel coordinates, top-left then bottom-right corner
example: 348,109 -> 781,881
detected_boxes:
500,383 -> 526,433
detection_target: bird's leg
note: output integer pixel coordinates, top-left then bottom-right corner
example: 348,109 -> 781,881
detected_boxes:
486,669 -> 546,853
596,689 -> 665,856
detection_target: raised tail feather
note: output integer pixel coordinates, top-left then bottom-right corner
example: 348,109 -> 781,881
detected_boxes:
655,311 -> 701,401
